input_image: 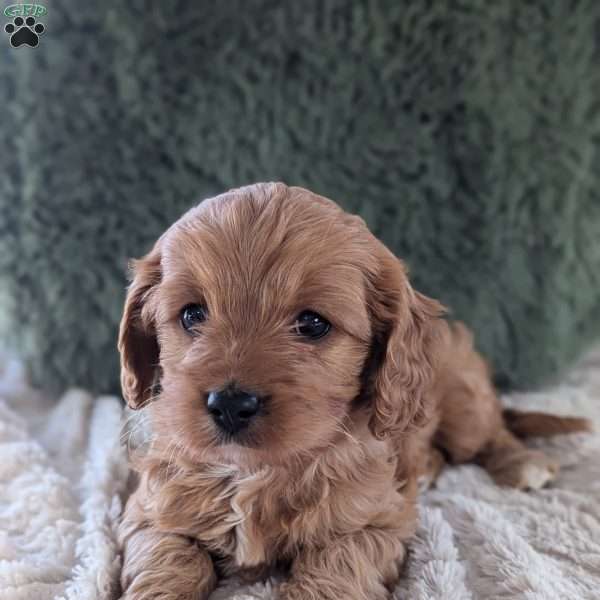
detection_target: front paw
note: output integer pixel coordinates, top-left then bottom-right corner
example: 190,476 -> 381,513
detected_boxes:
279,581 -> 317,600
122,577 -> 214,600
279,580 -> 388,600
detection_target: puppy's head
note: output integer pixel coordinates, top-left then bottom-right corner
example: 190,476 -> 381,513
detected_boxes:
119,183 -> 443,468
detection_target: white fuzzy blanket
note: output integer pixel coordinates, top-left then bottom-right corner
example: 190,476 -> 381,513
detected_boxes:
1,349 -> 599,600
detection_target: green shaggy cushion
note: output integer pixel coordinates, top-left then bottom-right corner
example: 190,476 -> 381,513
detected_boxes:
1,1 -> 599,394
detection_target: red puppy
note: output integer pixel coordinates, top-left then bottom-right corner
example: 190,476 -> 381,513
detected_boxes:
118,183 -> 589,600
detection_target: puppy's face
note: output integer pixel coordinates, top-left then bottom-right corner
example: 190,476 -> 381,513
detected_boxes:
120,184 -> 441,468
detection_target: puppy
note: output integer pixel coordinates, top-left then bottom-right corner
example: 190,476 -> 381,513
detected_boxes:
118,183 -> 590,600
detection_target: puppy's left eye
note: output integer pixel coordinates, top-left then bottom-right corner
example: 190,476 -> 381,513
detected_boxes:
294,310 -> 331,340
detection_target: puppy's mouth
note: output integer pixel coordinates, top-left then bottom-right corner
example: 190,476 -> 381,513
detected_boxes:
214,429 -> 258,449
211,413 -> 268,450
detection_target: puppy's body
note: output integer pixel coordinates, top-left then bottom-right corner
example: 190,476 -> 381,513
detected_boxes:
121,414 -> 413,599
118,183 -> 589,600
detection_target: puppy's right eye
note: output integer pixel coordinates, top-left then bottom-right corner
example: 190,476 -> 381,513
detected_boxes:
180,304 -> 207,332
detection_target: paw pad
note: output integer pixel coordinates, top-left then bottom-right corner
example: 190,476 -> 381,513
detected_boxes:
5,16 -> 44,47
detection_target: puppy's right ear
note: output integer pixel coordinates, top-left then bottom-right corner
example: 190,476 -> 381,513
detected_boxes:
118,244 -> 162,409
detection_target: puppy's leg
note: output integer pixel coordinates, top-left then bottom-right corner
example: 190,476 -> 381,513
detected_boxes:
477,427 -> 558,490
279,527 -> 407,600
436,385 -> 558,490
433,323 -> 558,490
434,382 -> 503,466
120,512 -> 216,600
418,446 -> 446,492
437,389 -> 558,490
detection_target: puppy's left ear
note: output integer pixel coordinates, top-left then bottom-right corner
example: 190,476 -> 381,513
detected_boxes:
367,245 -> 445,439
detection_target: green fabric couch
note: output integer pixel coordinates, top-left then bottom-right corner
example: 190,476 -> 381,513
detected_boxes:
1,1 -> 599,395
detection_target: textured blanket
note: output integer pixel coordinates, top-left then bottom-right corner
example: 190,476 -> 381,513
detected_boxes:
1,348 -> 598,600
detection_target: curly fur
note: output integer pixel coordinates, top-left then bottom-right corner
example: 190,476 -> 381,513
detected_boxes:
118,183 -> 589,600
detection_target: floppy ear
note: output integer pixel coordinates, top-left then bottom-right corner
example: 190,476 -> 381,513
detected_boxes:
118,245 -> 162,409
367,246 -> 445,439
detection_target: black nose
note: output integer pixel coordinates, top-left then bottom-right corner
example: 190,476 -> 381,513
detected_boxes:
206,388 -> 260,435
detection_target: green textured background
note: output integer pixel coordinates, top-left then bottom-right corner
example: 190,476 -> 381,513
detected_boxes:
1,1 -> 599,395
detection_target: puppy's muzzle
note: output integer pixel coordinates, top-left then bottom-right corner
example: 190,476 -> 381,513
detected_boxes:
206,387 -> 261,435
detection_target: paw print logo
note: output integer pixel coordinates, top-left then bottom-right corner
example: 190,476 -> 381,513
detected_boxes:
5,16 -> 45,47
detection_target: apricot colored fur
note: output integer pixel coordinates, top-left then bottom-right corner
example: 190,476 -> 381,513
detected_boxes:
118,183 -> 589,600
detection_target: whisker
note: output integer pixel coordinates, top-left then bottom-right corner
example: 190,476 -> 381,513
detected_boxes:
162,427 -> 188,483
